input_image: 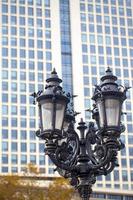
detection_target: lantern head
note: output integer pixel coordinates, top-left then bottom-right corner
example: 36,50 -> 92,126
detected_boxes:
92,67 -> 127,135
37,69 -> 69,139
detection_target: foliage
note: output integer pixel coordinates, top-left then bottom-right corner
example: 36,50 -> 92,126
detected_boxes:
0,164 -> 74,200
46,178 -> 74,200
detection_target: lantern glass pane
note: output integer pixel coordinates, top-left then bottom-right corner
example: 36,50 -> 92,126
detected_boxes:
63,120 -> 69,132
97,100 -> 105,128
41,101 -> 53,130
55,101 -> 66,130
105,99 -> 120,126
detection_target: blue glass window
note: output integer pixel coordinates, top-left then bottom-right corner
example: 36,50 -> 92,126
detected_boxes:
2,167 -> 8,173
2,154 -> 8,164
88,4 -> 93,12
98,46 -> 104,54
30,155 -> 36,164
20,49 -> 26,58
28,28 -> 34,37
20,106 -> 26,115
104,16 -> 110,24
114,48 -> 119,56
119,7 -> 124,16
114,170 -> 119,181
11,130 -> 17,139
30,131 -> 36,140
2,70 -> 8,79
45,19 -> 51,28
96,5 -> 101,13
19,17 -> 25,25
90,56 -> 96,64
106,47 -> 112,55
2,5 -> 8,13
11,71 -> 17,80
112,17 -> 117,25
39,156 -> 45,165
2,117 -> 8,126
111,7 -> 117,15
30,119 -> 35,128
105,26 -> 110,34
129,39 -> 133,47
97,36 -> 103,44
11,5 -> 16,14
121,38 -> 127,46
127,8 -> 132,17
113,27 -> 118,35
2,142 -> 8,151
97,25 -> 102,33
29,50 -> 34,59
127,18 -> 133,26
2,36 -> 8,45
96,15 -> 102,23
2,129 -> 8,139
89,24 -> 94,32
30,143 -> 36,152
82,34 -> 87,43
120,18 -> 125,26
21,143 -> 27,152
122,170 -> 128,181
2,48 -> 8,57
11,118 -> 17,127
11,82 -> 17,91
28,7 -> 33,15
21,130 -> 27,140
120,28 -> 126,36
80,3 -> 85,11
45,30 -> 51,38
28,18 -> 34,26
46,52 -> 51,60
11,16 -> 17,25
90,45 -> 96,53
21,118 -> 27,127
88,14 -> 94,22
37,29 -> 43,37
21,155 -> 27,164
46,63 -> 52,71
11,155 -> 18,164
82,44 -> 88,53
2,26 -> 8,34
11,94 -> 17,103
11,142 -> 18,152
2,15 -> 8,24
2,105 -> 8,115
2,93 -> 8,102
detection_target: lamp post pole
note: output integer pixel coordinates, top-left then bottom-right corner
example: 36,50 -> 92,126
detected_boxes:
32,67 -> 129,200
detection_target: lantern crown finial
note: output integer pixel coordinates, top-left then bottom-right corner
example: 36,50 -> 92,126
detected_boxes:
51,68 -> 57,75
106,66 -> 112,74
101,67 -> 117,83
46,68 -> 62,85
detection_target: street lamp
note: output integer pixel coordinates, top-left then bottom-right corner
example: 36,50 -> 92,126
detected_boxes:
33,67 -> 129,200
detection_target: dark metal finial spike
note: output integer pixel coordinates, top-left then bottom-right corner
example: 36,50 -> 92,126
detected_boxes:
80,118 -> 83,122
51,68 -> 57,75
106,66 -> 112,73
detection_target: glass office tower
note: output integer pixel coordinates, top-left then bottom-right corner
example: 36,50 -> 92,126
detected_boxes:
0,0 -> 133,199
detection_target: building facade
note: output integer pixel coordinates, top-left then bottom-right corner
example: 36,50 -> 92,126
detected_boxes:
0,0 -> 133,199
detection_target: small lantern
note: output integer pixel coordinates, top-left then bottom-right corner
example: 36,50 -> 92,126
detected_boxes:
92,105 -> 100,129
92,67 -> 127,133
63,111 -> 75,132
37,69 -> 69,138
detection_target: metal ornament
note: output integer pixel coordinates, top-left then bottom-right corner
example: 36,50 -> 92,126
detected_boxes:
33,68 -> 129,200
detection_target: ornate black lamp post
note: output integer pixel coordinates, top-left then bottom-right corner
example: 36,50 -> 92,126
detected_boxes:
33,67 -> 129,200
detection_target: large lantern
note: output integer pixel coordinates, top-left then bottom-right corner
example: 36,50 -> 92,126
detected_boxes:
92,67 -> 127,133
37,69 -> 69,138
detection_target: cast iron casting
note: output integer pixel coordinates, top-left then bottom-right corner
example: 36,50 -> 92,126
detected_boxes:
32,67 -> 129,200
